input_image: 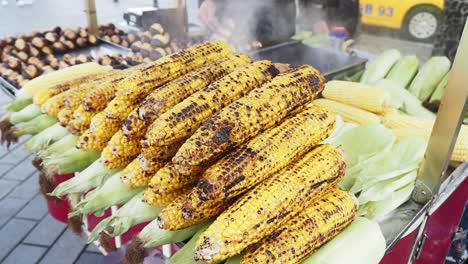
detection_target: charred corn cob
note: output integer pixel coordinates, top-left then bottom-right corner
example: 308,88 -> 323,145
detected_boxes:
57,108 -> 74,126
41,72 -> 120,117
174,65 -> 326,176
242,189 -> 357,264
105,41 -> 235,120
322,80 -> 391,114
77,111 -> 121,151
33,72 -> 110,106
104,131 -> 141,158
157,191 -> 232,230
146,163 -> 200,196
392,125 -> 468,162
119,155 -> 166,188
67,105 -> 96,135
144,185 -> 193,206
313,99 -> 381,125
142,141 -> 183,161
382,108 -> 434,129
101,146 -> 135,169
194,105 -> 335,202
142,61 -> 280,152
123,54 -> 251,140
194,144 -> 345,263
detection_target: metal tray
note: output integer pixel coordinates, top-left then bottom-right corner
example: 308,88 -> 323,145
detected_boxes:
249,41 -> 367,80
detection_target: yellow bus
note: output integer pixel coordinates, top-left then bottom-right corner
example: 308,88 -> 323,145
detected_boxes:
360,0 -> 444,42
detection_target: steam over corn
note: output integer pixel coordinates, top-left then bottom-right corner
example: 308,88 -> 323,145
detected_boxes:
173,64 -> 326,175
242,189 -> 357,264
194,144 -> 345,263
142,61 -> 280,157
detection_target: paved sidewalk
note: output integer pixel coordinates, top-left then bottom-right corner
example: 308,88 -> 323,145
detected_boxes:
0,93 -> 102,264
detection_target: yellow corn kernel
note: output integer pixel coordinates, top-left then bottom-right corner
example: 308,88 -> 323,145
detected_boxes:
194,144 -> 345,263
67,105 -> 97,135
119,155 -> 166,188
105,41 -> 235,120
382,108 -> 434,129
147,163 -> 200,194
314,98 -> 381,125
193,105 -> 335,203
141,140 -> 183,161
57,108 -> 74,127
323,80 -> 390,114
101,146 -> 134,169
242,188 -> 357,263
77,112 -> 121,151
143,185 -> 193,206
142,60 -> 279,148
173,64 -> 326,176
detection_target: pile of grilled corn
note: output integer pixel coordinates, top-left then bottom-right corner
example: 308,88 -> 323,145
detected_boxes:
1,41 -> 363,264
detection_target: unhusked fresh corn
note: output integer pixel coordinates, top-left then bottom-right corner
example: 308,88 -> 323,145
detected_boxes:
194,105 -> 335,203
382,108 -> 434,129
323,80 -> 390,114
392,125 -> 468,162
78,112 -> 121,151
194,144 -> 345,263
173,65 -> 326,176
16,62 -> 108,99
144,185 -> 193,206
122,54 -> 251,140
57,108 -> 74,126
314,99 -> 381,125
147,163 -> 200,196
142,61 -> 280,151
33,72 -> 109,106
242,188 -> 357,264
120,155 -> 166,188
67,105 -> 95,135
105,41 -> 235,120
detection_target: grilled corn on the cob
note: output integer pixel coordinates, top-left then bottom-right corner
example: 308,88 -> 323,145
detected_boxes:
145,163 -> 200,198
77,112 -> 121,151
174,65 -> 326,175
314,98 -> 381,125
194,105 -> 335,203
242,188 -> 357,264
122,54 -> 251,140
119,155 -> 166,188
144,185 -> 193,206
104,41 -> 235,120
142,61 -> 280,155
67,105 -> 96,135
194,144 -> 345,263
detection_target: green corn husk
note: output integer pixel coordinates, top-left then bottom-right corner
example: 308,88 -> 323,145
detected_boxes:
169,224 -> 212,264
24,124 -> 70,152
9,104 -> 42,125
87,190 -> 163,243
429,71 -> 450,104
386,55 -> 419,88
43,147 -> 100,176
13,114 -> 57,136
68,173 -> 144,218
4,97 -> 33,112
360,49 -> 401,84
408,56 -> 451,102
50,159 -> 120,197
38,134 -> 79,159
